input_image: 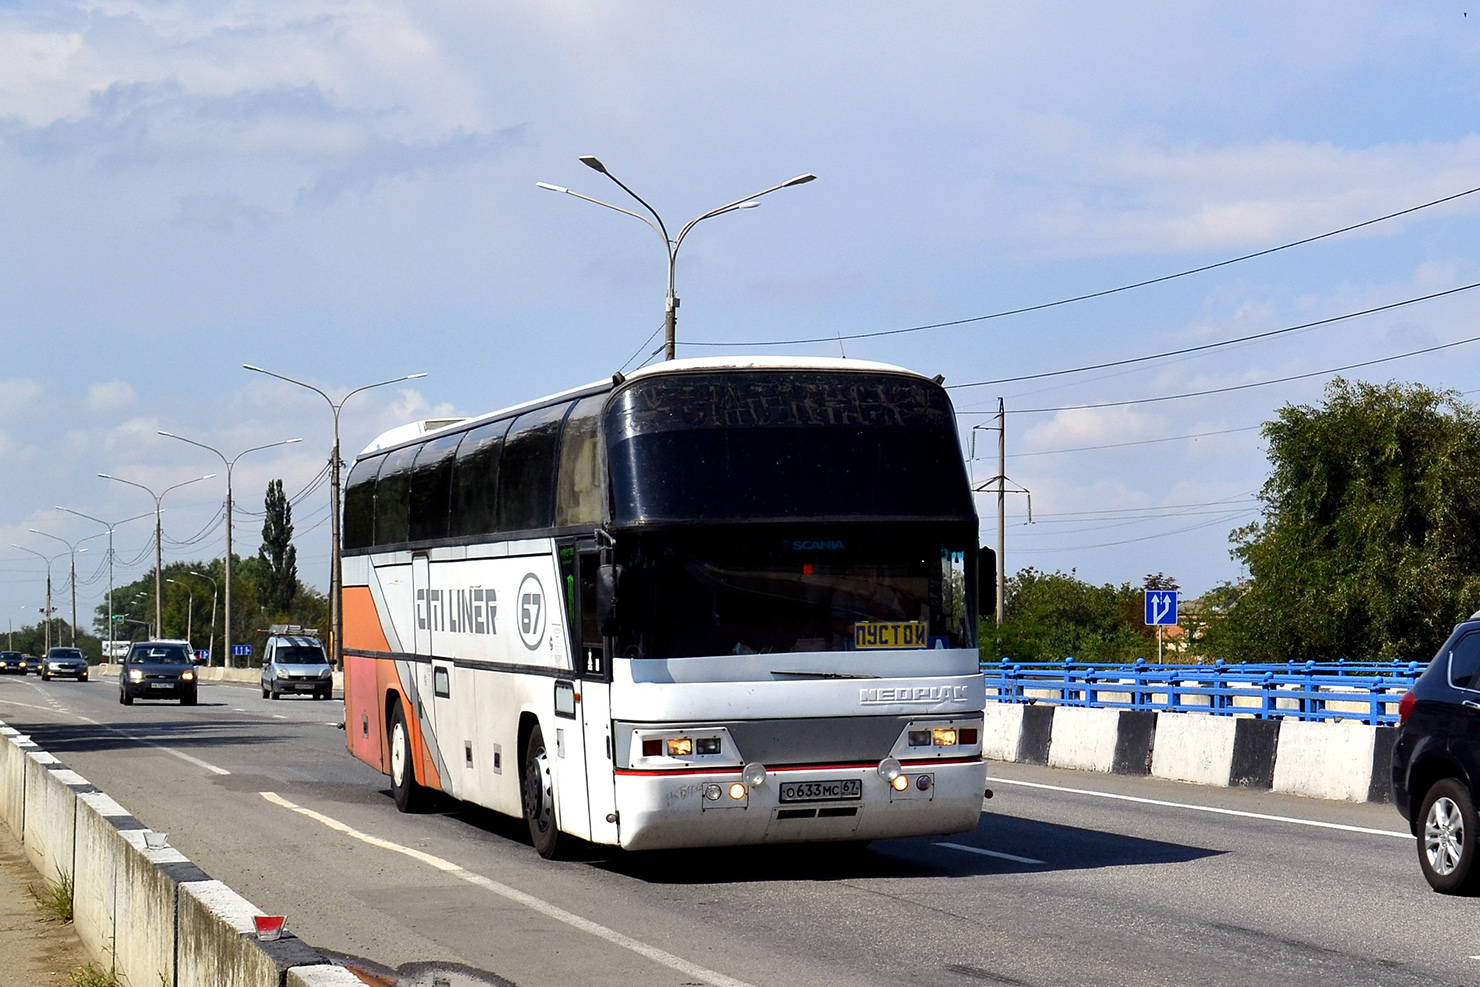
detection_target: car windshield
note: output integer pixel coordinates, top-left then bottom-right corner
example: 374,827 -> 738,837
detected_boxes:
276,646 -> 327,665
132,646 -> 189,664
49,650 -> 83,660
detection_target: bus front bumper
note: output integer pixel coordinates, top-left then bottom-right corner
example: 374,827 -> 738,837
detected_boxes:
612,757 -> 987,851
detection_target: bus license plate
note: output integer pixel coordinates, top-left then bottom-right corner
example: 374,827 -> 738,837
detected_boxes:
778,779 -> 863,803
854,621 -> 927,650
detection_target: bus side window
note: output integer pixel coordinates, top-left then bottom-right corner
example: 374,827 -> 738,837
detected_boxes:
498,403 -> 568,533
372,446 -> 417,547
556,395 -> 606,528
408,433 -> 463,542
450,419 -> 510,538
342,455 -> 382,551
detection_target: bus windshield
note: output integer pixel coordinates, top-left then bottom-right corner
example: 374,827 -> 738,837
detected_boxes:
615,525 -> 975,659
606,371 -> 973,524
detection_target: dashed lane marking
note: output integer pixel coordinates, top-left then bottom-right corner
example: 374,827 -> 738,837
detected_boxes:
991,777 -> 1409,838
935,842 -> 1045,865
260,791 -> 757,987
0,690 -> 230,776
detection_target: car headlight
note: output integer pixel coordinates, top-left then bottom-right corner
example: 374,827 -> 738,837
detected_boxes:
181,670 -> 194,681
128,669 -> 143,682
320,669 -> 332,679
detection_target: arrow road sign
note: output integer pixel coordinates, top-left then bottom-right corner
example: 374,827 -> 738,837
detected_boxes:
1145,591 -> 1179,627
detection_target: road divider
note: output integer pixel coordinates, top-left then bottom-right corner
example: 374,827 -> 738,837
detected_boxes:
0,716 -> 353,986
987,704 -> 1396,803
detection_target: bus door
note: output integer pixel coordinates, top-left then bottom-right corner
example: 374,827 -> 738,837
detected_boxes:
577,542 -> 618,845
415,553 -> 454,798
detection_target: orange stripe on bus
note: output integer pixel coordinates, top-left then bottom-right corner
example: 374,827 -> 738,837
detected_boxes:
342,585 -> 391,652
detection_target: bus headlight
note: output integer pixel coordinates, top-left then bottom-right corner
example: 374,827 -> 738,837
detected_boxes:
728,782 -> 747,800
892,774 -> 911,792
931,728 -> 957,747
742,762 -> 767,787
877,757 -> 902,782
665,737 -> 693,757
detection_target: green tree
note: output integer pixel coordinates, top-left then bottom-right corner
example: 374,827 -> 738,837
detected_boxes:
257,479 -> 297,614
1216,378 -> 1480,663
987,567 -> 1152,663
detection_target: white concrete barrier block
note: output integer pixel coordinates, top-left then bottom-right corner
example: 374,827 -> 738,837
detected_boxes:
1271,719 -> 1377,802
22,756 -> 77,883
178,879 -> 281,987
113,833 -> 182,987
1151,712 -> 1237,786
0,732 -> 27,838
1047,706 -> 1122,773
982,703 -> 1025,761
71,798 -> 124,970
287,966 -> 368,987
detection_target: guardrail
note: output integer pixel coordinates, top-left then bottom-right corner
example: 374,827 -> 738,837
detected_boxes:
980,657 -> 1427,726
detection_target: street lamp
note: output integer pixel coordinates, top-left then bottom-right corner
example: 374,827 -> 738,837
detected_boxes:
11,545 -> 70,654
242,365 -> 428,669
28,528 -> 101,647
166,579 -> 194,648
55,507 -> 154,661
97,472 -> 217,640
157,432 -> 301,669
538,157 -> 815,360
190,570 -> 219,665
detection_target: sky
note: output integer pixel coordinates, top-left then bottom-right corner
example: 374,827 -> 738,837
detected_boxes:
1,1 -> 1478,632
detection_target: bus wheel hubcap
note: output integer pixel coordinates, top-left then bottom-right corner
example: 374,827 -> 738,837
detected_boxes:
391,722 -> 407,788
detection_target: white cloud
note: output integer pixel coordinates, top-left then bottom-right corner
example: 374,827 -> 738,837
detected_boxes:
0,379 -> 45,418
86,379 -> 136,412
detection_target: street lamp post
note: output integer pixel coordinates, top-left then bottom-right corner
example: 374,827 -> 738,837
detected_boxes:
166,579 -> 194,648
242,366 -> 427,669
538,157 -> 815,360
98,472 -> 216,640
12,545 -> 67,654
157,433 -> 301,668
55,508 -> 154,661
28,528 -> 99,646
190,571 -> 219,665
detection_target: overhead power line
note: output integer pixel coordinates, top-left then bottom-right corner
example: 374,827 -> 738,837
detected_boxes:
998,424 -> 1265,459
947,281 -> 1480,390
687,183 -> 1480,348
958,331 -> 1480,416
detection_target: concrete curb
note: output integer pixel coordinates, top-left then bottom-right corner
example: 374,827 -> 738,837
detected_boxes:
0,716 -> 352,986
94,664 -> 345,691
988,703 -> 1397,803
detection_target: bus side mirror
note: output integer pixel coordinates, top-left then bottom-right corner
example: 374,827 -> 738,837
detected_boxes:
977,546 -> 996,617
596,564 -> 623,637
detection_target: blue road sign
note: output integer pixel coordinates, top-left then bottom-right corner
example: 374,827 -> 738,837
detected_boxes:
1145,590 -> 1179,626
231,644 -> 253,656
195,650 -> 209,662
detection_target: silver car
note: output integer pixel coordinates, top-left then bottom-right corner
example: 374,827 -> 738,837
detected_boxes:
261,636 -> 333,700
42,647 -> 88,681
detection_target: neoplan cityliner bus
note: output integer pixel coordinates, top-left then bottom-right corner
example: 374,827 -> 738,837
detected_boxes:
341,357 -> 988,858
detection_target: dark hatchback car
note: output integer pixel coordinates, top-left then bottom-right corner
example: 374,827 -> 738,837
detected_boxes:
0,651 -> 28,675
42,647 -> 89,681
1392,617 -> 1480,893
119,642 -> 197,706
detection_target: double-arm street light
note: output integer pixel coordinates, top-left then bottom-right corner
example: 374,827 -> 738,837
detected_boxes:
98,472 -> 217,640
157,432 -> 301,668
242,366 -> 428,668
11,545 -> 73,653
26,528 -> 100,646
55,508 -> 154,661
538,156 -> 815,360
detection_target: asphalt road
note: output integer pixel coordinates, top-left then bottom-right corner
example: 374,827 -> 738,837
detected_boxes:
0,673 -> 1475,987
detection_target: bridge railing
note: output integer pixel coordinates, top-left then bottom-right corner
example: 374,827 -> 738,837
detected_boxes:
980,657 -> 1427,726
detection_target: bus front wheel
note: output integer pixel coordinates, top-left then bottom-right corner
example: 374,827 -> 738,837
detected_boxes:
521,725 -> 562,859
389,699 -> 430,813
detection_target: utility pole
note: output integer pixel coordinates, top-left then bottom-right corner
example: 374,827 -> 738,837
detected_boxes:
99,472 -> 216,643
970,400 -> 1031,631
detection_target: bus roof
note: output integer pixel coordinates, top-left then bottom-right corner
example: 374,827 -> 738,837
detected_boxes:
357,356 -> 930,457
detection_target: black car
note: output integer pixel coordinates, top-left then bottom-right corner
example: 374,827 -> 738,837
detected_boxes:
42,647 -> 88,681
1392,618 -> 1480,893
0,651 -> 28,675
118,641 -> 198,705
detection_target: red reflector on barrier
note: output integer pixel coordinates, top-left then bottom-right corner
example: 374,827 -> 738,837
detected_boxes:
1398,690 -> 1416,724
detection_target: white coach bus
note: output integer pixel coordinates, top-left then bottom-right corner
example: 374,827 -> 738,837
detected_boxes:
340,357 -> 988,858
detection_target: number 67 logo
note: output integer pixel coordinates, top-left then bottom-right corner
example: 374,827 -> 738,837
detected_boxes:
517,574 -> 546,650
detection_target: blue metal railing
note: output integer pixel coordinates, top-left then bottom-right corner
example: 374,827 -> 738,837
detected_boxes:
980,657 -> 1427,726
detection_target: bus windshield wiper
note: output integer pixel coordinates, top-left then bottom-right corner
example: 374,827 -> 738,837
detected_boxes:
770,669 -> 878,680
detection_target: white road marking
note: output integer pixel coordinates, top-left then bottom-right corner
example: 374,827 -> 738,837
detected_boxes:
271,714 -> 287,719
259,792 -> 756,987
936,842 -> 1045,865
0,693 -> 231,776
992,777 -> 1410,839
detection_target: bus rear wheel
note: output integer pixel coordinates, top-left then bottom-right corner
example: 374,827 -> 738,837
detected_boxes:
389,699 -> 430,813
521,725 -> 562,859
